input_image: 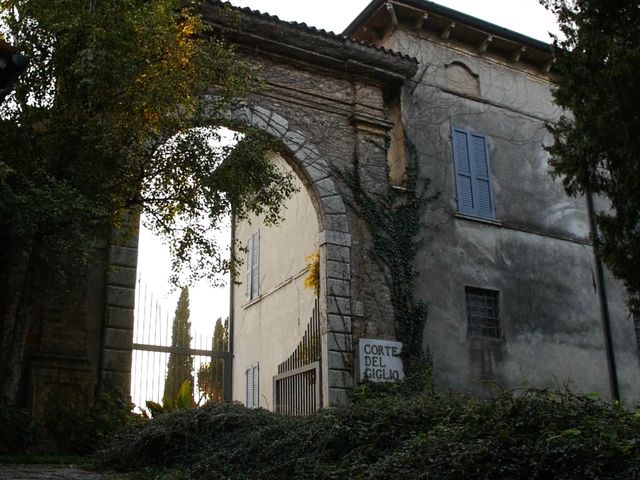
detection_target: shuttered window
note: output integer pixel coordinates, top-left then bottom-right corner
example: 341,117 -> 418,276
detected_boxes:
451,127 -> 495,219
245,363 -> 259,408
245,230 -> 260,300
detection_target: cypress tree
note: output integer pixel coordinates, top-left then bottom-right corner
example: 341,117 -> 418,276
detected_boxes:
163,287 -> 194,404
198,317 -> 228,403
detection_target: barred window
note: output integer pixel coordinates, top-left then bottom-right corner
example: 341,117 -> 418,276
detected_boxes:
634,312 -> 640,351
465,287 -> 501,338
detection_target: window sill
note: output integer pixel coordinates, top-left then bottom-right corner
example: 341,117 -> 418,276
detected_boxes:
241,267 -> 309,309
242,296 -> 262,309
454,212 -> 502,227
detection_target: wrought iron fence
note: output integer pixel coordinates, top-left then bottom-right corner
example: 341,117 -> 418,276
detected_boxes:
273,298 -> 322,415
131,277 -> 231,411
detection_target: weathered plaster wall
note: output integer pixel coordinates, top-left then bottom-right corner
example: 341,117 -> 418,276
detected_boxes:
232,154 -> 320,409
389,28 -> 640,404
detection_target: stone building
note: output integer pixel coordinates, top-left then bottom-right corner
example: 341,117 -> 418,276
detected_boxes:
9,0 -> 640,414
226,0 -> 640,409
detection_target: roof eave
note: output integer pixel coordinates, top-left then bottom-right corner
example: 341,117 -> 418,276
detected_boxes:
203,1 -> 418,84
343,0 -> 552,54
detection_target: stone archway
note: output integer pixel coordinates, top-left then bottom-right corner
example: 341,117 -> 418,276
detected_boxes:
224,101 -> 354,407
99,102 -> 355,407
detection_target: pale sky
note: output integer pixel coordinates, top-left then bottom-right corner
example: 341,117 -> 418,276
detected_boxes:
136,0 -> 560,344
227,0 -> 560,42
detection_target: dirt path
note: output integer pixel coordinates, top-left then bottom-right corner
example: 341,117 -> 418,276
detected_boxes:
0,464 -> 121,480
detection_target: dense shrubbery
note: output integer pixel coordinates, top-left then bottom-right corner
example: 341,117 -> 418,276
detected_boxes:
99,386 -> 640,479
0,390 -> 140,455
42,390 -> 142,454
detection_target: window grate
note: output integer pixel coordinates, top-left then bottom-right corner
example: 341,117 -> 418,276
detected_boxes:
634,312 -> 640,351
465,287 -> 501,338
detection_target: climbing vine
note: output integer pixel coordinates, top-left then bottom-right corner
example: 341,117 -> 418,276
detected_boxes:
340,137 -> 433,376
304,250 -> 320,297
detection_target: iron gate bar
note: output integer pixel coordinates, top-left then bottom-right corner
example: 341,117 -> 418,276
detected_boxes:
273,298 -> 322,415
132,344 -> 231,357
273,361 -> 319,381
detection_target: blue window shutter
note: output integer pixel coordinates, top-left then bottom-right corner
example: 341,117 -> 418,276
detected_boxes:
452,128 -> 475,215
451,127 -> 495,219
470,133 -> 494,218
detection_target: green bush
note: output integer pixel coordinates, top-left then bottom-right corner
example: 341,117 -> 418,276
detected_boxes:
99,388 -> 640,479
43,389 -> 144,454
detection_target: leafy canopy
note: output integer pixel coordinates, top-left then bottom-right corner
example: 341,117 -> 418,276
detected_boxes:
542,0 -> 640,307
0,0 -> 294,283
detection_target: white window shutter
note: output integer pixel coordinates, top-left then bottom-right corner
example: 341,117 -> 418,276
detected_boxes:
252,363 -> 259,408
245,236 -> 252,298
245,368 -> 252,407
250,230 -> 260,300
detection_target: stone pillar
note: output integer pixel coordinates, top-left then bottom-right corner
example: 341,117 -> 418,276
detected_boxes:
100,214 -> 139,394
320,229 -> 353,407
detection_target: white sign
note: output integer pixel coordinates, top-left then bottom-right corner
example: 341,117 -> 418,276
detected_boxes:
358,338 -> 404,382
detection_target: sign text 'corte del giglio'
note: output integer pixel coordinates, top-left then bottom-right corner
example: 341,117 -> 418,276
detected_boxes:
358,338 -> 404,382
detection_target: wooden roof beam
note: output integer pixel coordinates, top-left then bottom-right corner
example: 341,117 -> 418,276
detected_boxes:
510,45 -> 526,63
478,34 -> 493,53
386,2 -> 399,28
440,22 -> 455,40
414,13 -> 429,31
542,57 -> 555,73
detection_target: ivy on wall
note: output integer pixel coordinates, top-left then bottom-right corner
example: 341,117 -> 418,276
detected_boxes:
340,137 -> 433,376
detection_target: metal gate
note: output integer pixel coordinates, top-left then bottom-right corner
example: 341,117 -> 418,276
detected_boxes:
131,278 -> 231,411
273,299 -> 322,415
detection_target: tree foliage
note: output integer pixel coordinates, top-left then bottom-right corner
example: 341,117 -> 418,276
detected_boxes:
542,0 -> 640,307
163,287 -> 193,405
0,0 -> 294,402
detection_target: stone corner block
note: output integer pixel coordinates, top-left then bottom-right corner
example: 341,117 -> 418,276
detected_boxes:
283,130 -> 308,153
326,314 -> 352,334
324,278 -> 350,298
101,348 -> 133,372
267,112 -> 289,137
320,230 -> 352,247
108,245 -> 138,268
105,285 -> 136,309
328,369 -> 354,389
105,306 -> 134,329
320,195 -> 347,215
250,106 -> 270,130
328,350 -> 350,371
326,296 -> 351,316
104,327 -> 134,351
313,177 -> 338,198
323,214 -> 350,234
328,387 -> 352,406
325,260 -> 351,280
326,331 -> 352,352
